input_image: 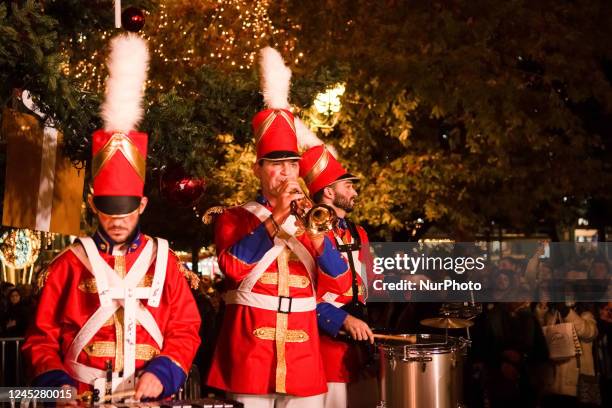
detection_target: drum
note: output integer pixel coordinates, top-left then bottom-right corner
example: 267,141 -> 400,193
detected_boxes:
378,334 -> 467,408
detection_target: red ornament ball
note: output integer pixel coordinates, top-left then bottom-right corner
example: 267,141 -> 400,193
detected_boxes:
121,7 -> 145,32
160,167 -> 206,207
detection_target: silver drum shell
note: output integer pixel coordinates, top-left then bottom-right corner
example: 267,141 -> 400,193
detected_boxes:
378,334 -> 467,408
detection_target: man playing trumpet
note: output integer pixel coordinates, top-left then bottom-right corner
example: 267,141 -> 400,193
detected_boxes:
206,47 -> 352,408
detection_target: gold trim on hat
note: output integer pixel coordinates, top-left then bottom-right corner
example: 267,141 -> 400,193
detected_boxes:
278,110 -> 296,134
92,132 -> 146,182
303,146 -> 330,186
254,110 -> 297,145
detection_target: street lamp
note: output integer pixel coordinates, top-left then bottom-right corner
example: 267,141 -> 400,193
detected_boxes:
310,83 -> 346,131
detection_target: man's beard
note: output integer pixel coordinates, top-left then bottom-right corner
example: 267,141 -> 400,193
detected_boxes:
102,222 -> 138,244
333,195 -> 354,213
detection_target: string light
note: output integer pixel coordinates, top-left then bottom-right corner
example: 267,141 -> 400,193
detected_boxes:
62,1 -> 301,92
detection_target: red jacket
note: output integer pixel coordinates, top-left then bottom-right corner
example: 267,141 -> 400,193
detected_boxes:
22,234 -> 201,395
318,221 -> 373,383
206,200 -> 351,396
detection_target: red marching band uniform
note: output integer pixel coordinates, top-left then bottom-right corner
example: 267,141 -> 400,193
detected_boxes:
207,48 -> 353,401
299,145 -> 374,384
22,34 -> 200,399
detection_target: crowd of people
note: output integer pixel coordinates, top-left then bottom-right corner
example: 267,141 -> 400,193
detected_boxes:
2,259 -> 611,407
0,282 -> 31,338
468,254 -> 611,408
370,248 -> 612,408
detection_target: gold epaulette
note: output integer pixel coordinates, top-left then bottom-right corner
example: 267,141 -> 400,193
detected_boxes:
181,264 -> 201,290
170,249 -> 200,290
36,267 -> 50,290
35,243 -> 80,289
202,205 -> 227,225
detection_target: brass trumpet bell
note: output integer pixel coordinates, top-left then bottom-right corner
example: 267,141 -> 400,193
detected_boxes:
290,199 -> 338,235
305,203 -> 338,235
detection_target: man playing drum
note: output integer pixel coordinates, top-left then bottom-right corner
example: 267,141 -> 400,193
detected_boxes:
299,144 -> 375,408
22,34 -> 201,405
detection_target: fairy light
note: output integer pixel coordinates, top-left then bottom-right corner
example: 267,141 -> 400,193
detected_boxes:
61,1 -> 302,92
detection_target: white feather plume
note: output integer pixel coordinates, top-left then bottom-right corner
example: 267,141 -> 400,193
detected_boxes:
101,33 -> 149,132
259,47 -> 291,109
295,117 -> 338,158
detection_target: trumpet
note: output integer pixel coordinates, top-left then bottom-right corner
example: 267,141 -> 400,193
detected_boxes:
289,192 -> 338,235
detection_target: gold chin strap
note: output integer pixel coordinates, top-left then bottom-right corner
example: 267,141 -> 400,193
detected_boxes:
92,132 -> 146,181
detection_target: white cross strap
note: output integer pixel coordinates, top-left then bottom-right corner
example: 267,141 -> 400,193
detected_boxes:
65,236 -> 167,387
239,202 -> 316,293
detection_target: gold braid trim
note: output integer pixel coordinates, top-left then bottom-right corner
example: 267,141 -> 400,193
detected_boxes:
178,261 -> 200,290
202,206 -> 226,225
274,248 -> 291,393
258,272 -> 310,288
36,268 -> 50,290
92,133 -> 146,181
113,255 -> 126,373
78,275 -> 154,294
253,327 -> 309,342
169,250 -> 200,290
303,146 -> 330,186
83,341 -> 160,361
343,284 -> 365,297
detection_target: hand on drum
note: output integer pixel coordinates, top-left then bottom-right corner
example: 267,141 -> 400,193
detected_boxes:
343,315 -> 374,344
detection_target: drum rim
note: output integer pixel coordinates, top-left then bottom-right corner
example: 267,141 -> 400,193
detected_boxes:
376,333 -> 467,353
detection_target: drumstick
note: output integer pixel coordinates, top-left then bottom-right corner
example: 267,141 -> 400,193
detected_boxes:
373,334 -> 417,343
339,330 -> 417,343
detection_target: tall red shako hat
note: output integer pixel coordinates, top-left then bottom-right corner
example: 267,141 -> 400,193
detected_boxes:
91,33 -> 149,216
252,47 -> 299,161
297,119 -> 358,196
